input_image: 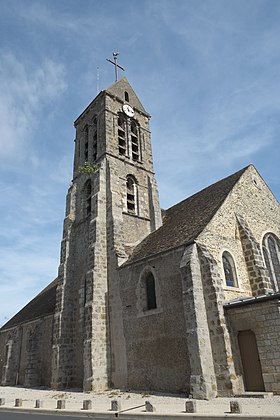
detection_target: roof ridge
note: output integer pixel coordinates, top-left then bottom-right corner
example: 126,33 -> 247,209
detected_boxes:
123,165 -> 250,266
166,165 -> 250,213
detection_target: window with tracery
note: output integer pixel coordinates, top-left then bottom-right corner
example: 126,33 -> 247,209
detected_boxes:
262,233 -> 280,291
126,175 -> 137,215
222,251 -> 238,287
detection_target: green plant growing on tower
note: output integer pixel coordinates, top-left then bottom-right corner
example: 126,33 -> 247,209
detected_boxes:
78,161 -> 99,176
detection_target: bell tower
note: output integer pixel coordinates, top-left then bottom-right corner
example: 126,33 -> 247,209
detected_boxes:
51,77 -> 162,391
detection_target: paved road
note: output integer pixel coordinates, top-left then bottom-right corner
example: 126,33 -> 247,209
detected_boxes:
0,411 -> 106,420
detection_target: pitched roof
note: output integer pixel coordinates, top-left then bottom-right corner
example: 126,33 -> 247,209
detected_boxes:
74,77 -> 148,126
125,166 -> 249,265
1,278 -> 58,331
105,77 -> 147,114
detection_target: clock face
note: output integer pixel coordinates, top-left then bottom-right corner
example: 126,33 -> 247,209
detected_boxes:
123,104 -> 134,117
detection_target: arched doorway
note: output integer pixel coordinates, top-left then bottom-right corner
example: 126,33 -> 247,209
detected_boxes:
238,330 -> 264,391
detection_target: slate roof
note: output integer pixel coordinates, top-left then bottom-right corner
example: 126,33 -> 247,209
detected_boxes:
1,277 -> 58,331
125,166 -> 250,265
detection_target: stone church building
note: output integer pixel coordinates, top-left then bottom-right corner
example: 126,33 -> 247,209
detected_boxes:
1,78 -> 280,399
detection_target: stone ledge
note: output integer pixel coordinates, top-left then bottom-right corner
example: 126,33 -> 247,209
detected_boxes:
234,392 -> 274,398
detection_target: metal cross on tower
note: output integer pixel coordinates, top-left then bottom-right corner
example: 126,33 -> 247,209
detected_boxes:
106,52 -> 125,82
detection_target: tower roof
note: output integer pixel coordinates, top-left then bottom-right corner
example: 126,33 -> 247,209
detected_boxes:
124,166 -> 250,265
74,77 -> 148,126
105,77 -> 148,114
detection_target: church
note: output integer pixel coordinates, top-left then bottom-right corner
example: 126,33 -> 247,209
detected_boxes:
1,77 -> 280,399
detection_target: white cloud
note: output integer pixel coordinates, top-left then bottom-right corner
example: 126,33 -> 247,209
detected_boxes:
0,53 -> 67,164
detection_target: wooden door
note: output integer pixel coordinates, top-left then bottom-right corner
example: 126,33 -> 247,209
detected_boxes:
238,330 -> 265,391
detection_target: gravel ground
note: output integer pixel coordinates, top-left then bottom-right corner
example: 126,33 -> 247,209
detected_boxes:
0,386 -> 280,416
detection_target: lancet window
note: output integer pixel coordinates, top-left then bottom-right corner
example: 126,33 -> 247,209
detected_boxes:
222,251 -> 238,287
84,125 -> 89,161
126,175 -> 137,215
262,233 -> 280,291
85,180 -> 91,216
131,120 -> 140,161
145,272 -> 157,310
118,113 -> 126,156
93,131 -> 97,161
117,112 -> 141,161
92,117 -> 97,161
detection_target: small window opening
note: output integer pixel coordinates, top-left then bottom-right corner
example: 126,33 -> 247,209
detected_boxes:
222,251 -> 238,287
145,272 -> 157,310
84,125 -> 89,161
85,181 -> 91,216
118,114 -> 126,156
124,91 -> 129,102
93,132 -> 97,161
126,176 -> 136,214
131,121 -> 139,161
5,345 -> 9,364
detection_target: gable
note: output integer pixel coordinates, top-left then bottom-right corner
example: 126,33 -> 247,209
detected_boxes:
105,77 -> 147,114
197,165 -> 280,246
125,166 -> 249,265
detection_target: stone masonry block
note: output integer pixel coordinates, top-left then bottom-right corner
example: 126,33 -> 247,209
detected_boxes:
111,399 -> 121,411
57,399 -> 66,409
185,400 -> 197,413
145,401 -> 155,412
230,401 -> 242,413
83,400 -> 92,410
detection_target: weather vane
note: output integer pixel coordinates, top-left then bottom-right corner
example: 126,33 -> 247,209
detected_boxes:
106,52 -> 125,82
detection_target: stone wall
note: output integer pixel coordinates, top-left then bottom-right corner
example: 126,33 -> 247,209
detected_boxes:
226,297 -> 280,394
52,159 -> 109,391
118,248 -> 190,393
197,165 -> 280,300
180,243 -> 242,399
0,315 -> 53,387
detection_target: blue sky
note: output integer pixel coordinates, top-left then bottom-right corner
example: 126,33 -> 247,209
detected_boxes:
0,0 -> 280,325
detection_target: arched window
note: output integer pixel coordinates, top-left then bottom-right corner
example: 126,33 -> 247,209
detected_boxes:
118,113 -> 126,156
84,125 -> 89,161
126,175 -> 137,215
262,233 -> 280,291
92,117 -> 97,161
124,91 -> 129,102
85,180 -> 91,216
131,120 -> 139,161
222,251 -> 238,287
145,272 -> 157,310
137,267 -> 161,316
93,131 -> 97,161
